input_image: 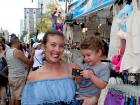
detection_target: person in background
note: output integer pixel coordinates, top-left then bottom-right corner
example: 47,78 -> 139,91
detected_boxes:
5,36 -> 34,105
0,36 -> 10,51
32,42 -> 44,71
21,30 -> 80,105
0,41 -> 7,105
77,36 -> 110,105
22,43 -> 30,58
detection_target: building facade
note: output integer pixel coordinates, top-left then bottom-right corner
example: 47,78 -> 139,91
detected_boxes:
24,8 -> 41,34
0,29 -> 9,42
20,19 -> 24,37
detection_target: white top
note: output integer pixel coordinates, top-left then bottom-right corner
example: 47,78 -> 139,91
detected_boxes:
33,49 -> 44,68
6,48 -> 27,77
5,44 -> 10,52
108,16 -> 121,59
23,50 -> 29,58
120,0 -> 140,73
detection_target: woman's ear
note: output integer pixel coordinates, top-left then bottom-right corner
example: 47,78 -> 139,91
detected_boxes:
41,44 -> 46,51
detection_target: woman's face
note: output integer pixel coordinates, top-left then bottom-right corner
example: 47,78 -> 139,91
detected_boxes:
44,35 -> 64,63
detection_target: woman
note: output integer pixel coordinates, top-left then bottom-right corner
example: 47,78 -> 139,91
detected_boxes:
21,30 -> 79,105
0,41 -> 7,105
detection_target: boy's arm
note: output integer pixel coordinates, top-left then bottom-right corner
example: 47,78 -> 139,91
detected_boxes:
81,66 -> 110,89
90,73 -> 108,89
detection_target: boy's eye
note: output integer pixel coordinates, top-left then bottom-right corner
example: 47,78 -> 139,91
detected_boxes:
59,44 -> 64,48
86,54 -> 90,57
51,43 -> 56,47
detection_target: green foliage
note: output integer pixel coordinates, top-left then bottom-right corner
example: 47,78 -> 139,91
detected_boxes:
37,3 -> 57,32
20,31 -> 27,41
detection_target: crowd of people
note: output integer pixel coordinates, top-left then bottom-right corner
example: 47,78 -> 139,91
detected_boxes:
0,30 -> 110,105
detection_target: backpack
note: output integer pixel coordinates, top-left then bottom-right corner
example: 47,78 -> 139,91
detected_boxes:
0,57 -> 8,86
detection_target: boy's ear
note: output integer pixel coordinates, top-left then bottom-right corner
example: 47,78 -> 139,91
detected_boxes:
98,49 -> 102,56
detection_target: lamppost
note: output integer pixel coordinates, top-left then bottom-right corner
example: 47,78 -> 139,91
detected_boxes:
40,0 -> 43,32
65,0 -> 68,14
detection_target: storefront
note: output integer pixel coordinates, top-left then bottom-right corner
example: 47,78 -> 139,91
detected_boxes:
66,0 -> 140,73
64,0 -> 140,105
64,0 -> 115,42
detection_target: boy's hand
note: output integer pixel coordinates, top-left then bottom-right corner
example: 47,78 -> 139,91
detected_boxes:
81,70 -> 95,79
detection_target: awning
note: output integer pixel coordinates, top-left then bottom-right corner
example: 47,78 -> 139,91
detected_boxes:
72,0 -> 116,19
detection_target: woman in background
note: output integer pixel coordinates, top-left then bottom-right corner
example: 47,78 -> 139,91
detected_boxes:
0,41 -> 7,105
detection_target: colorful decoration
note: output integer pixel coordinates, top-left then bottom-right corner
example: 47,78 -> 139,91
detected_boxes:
51,7 -> 64,31
111,47 -> 125,72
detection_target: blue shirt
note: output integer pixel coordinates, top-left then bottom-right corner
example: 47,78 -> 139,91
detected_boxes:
117,4 -> 133,32
79,63 -> 110,97
21,77 -> 79,105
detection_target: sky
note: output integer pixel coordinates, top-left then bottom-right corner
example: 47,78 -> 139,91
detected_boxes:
0,0 -> 38,35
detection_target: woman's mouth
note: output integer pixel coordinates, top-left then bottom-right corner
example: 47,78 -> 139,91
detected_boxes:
51,53 -> 60,58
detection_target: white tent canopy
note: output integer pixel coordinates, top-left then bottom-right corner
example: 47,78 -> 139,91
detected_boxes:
37,32 -> 45,40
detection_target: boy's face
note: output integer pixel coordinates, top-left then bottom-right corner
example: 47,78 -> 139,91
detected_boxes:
81,49 -> 102,65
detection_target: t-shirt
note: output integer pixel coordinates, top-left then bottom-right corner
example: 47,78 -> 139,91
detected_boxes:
79,63 -> 110,97
33,49 -> 44,68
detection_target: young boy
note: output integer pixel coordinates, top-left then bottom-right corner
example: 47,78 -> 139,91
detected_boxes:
77,36 -> 110,105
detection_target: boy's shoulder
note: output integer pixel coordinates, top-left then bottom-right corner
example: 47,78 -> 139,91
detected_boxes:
84,63 -> 108,70
96,62 -> 108,68
94,63 -> 109,72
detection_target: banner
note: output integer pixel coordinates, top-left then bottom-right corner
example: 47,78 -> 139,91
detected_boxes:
59,0 -> 70,2
72,0 -> 116,19
59,0 -> 65,2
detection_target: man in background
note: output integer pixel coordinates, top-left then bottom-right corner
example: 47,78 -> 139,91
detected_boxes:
6,36 -> 34,105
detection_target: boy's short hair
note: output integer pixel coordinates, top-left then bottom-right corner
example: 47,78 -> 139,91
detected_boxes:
80,36 -> 103,53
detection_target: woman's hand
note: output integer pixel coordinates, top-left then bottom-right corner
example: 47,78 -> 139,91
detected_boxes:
70,63 -> 82,84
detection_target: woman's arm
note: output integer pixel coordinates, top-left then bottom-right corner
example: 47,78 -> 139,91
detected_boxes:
70,63 -> 82,84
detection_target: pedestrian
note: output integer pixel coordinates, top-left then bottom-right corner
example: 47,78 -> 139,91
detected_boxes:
21,30 -> 80,105
0,36 -> 10,51
77,36 -> 110,105
0,41 -> 7,105
32,42 -> 44,71
5,36 -> 34,105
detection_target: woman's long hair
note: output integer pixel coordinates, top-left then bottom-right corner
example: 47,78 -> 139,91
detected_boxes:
0,41 -> 5,51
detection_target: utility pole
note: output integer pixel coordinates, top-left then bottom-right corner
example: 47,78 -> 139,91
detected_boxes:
31,0 -> 43,34
40,1 -> 43,32
65,0 -> 68,14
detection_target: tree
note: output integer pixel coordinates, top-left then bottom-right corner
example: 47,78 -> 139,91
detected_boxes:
20,31 -> 28,41
37,2 -> 57,32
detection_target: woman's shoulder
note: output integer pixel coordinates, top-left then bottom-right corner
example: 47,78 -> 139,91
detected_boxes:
27,68 -> 44,81
27,71 -> 38,81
